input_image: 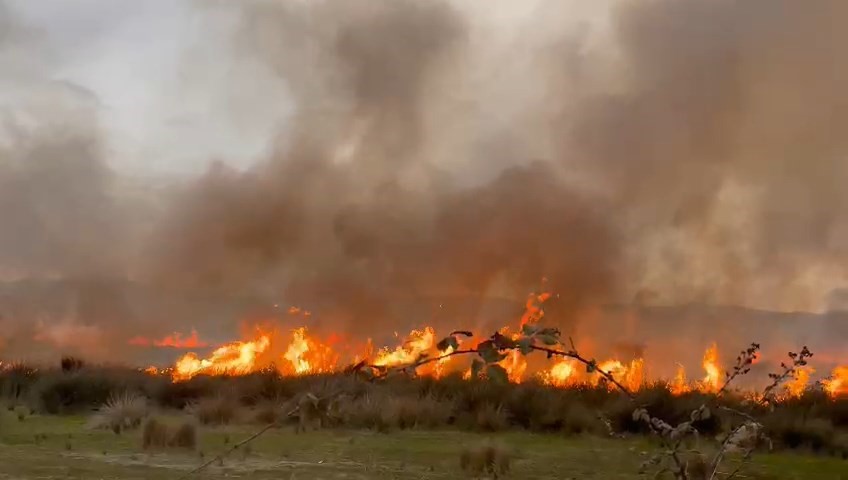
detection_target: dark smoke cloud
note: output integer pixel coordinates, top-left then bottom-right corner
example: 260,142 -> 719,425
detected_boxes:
2,0 -> 848,360
143,0 -> 619,337
563,0 -> 848,311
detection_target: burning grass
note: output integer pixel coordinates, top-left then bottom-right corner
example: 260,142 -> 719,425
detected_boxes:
124,294 -> 848,405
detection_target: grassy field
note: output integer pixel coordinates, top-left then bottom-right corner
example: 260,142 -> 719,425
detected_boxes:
0,410 -> 845,479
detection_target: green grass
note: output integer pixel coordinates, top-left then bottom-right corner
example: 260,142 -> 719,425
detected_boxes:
0,410 -> 845,479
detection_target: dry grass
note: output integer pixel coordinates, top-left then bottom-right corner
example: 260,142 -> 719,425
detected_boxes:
170,421 -> 198,449
88,392 -> 147,434
141,417 -> 170,449
460,439 -> 512,478
14,405 -> 28,421
189,395 -> 239,425
141,416 -> 197,450
250,398 -> 290,425
475,403 -> 509,432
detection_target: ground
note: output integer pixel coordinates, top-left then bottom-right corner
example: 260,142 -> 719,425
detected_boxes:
0,411 -> 844,479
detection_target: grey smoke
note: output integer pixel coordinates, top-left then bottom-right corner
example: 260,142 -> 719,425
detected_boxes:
1,0 -> 847,360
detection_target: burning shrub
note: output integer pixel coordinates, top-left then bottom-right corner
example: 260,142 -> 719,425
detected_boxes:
88,391 -> 148,434
189,395 -> 239,425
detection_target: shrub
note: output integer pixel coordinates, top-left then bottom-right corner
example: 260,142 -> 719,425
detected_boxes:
189,395 -> 239,425
562,402 -> 605,435
0,361 -> 39,404
339,393 -> 394,432
60,356 -> 85,373
474,403 -> 509,432
459,439 -> 511,477
169,422 -> 198,449
14,405 -> 28,421
764,415 -> 837,453
88,392 -> 148,434
28,368 -> 152,414
142,417 -> 170,449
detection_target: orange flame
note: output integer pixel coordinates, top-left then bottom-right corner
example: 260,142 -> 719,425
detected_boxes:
784,366 -> 814,398
129,329 -> 208,348
670,364 -> 691,395
701,343 -> 722,392
172,332 -> 271,381
542,359 -> 576,387
823,366 -> 848,398
373,327 -> 436,369
282,326 -> 338,375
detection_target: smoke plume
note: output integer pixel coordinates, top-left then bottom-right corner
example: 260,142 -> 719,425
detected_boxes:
1,0 -> 848,359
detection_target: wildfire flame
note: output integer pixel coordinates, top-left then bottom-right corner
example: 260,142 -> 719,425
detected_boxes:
129,329 -> 208,348
172,333 -> 271,382
701,343 -> 722,392
823,366 -> 848,397
372,327 -> 436,369
542,359 -> 576,387
134,299 -> 846,400
784,366 -> 814,398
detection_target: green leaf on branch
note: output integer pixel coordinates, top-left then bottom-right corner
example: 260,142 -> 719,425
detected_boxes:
449,330 -> 474,338
536,327 -> 561,339
521,324 -> 540,336
486,364 -> 509,384
492,332 -> 517,350
477,340 -> 508,364
436,336 -> 459,352
586,359 -> 597,373
471,358 -> 484,379
537,334 -> 559,346
517,337 -> 535,355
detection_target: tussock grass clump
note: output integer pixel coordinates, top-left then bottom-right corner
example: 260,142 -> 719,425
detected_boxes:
459,439 -> 512,478
14,405 -> 28,421
60,356 -> 85,373
339,393 -> 393,432
189,395 -> 239,425
379,395 -> 455,430
474,403 -> 509,432
141,416 -> 197,450
251,398 -> 290,425
170,422 -> 198,449
88,392 -> 148,434
142,417 -> 170,449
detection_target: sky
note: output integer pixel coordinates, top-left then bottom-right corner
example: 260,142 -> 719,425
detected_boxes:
4,0 -> 611,178
5,0 -> 291,177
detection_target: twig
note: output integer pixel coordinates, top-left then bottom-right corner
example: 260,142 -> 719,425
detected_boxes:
529,345 -> 635,398
177,422 -> 277,479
